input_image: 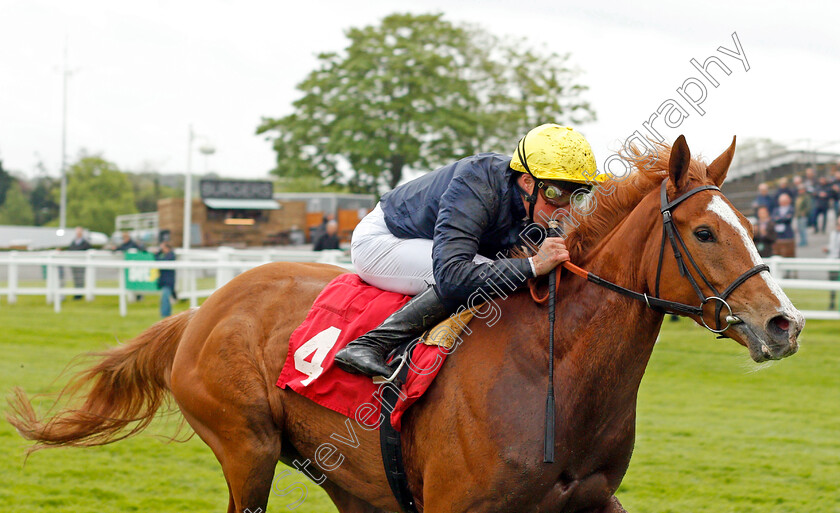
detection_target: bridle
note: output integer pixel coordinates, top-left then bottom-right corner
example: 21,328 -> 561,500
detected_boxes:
531,178 -> 769,335
536,177 -> 771,463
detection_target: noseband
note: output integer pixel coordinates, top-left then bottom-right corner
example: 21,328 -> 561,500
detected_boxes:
535,178 -> 769,334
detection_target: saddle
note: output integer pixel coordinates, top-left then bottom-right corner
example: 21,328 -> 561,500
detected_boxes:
376,306 -> 477,384
276,273 -> 479,428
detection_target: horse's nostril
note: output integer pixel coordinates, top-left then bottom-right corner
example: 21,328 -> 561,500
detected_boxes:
772,315 -> 790,332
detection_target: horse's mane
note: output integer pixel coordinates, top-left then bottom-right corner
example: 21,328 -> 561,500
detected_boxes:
564,142 -> 709,260
513,142 -> 709,262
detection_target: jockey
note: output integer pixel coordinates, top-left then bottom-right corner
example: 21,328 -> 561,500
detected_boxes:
335,124 -> 601,377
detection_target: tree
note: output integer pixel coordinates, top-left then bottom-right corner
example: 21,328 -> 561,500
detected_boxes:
275,175 -> 349,193
257,13 -> 595,194
0,159 -> 13,206
29,174 -> 60,226
63,154 -> 137,234
126,171 -> 180,213
0,180 -> 34,225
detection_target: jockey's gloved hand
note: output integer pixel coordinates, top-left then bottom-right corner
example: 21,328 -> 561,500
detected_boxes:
532,237 -> 570,276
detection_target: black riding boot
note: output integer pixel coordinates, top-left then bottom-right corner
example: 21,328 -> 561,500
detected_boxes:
334,287 -> 448,377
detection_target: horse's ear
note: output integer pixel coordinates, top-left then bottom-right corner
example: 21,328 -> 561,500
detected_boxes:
707,136 -> 737,187
668,135 -> 691,190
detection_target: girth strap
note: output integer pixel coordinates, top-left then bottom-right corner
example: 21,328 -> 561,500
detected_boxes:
379,362 -> 419,513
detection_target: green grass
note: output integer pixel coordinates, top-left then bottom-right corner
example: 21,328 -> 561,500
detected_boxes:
623,317 -> 839,512
785,288 -> 840,312
1,294 -> 838,512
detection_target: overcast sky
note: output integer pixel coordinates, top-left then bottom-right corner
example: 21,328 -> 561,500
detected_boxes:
1,0 -> 838,182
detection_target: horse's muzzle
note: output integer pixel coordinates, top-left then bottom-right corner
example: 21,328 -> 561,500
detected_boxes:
731,311 -> 804,362
761,313 -> 804,359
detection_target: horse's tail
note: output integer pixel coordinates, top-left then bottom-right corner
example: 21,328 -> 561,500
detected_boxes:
6,309 -> 196,454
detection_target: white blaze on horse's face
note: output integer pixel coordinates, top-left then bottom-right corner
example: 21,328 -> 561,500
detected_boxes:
705,195 -> 805,362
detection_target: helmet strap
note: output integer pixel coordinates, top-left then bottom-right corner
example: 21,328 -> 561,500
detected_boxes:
516,181 -> 537,223
516,136 -> 538,223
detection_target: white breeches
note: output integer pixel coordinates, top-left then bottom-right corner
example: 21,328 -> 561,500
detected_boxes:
351,203 -> 491,295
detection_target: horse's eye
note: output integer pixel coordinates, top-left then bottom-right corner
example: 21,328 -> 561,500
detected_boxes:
694,229 -> 715,242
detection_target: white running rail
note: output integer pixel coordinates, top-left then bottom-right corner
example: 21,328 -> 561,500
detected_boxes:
0,248 -> 351,317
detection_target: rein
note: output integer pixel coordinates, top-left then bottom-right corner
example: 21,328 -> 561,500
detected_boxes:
543,221 -> 560,463
529,179 -> 769,334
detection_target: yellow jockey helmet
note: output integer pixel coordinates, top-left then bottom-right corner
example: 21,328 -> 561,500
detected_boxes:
510,124 -> 604,185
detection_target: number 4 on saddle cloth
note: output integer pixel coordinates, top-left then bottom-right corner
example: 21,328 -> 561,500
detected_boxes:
276,273 -> 474,432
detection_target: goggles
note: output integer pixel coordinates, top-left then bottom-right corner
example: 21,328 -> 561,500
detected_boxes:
536,180 -> 592,209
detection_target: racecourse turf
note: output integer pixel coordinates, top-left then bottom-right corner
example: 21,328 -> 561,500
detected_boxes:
1,291 -> 838,513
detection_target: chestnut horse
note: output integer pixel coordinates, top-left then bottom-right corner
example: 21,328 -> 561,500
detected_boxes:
9,136 -> 804,513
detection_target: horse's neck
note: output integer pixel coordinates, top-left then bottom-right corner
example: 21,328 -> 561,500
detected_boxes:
512,193 -> 665,402
568,198 -> 665,394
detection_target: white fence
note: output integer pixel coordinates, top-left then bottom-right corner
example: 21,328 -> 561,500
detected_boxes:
766,256 -> 840,320
0,250 -> 838,320
0,248 -> 352,317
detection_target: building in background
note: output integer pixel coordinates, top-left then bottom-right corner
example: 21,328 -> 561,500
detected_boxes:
155,179 -> 306,247
272,192 -> 375,242
121,180 -> 376,248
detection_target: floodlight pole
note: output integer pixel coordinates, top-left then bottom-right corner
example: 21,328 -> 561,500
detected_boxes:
183,125 -> 194,250
59,40 -> 71,233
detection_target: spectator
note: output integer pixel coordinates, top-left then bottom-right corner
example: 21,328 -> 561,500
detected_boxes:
824,217 -> 840,310
803,167 -> 818,227
772,193 -> 796,258
775,177 -> 796,202
66,226 -> 92,300
832,167 -> 840,216
753,206 -> 777,258
115,232 -> 146,252
803,167 -> 817,192
813,177 -> 832,233
310,213 -> 335,244
155,242 -> 176,317
752,182 -> 775,215
313,220 -> 341,251
794,184 -> 812,247
114,232 -> 147,301
792,175 -> 803,189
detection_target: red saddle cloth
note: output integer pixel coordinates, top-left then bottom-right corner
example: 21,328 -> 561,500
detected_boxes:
276,273 -> 450,431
